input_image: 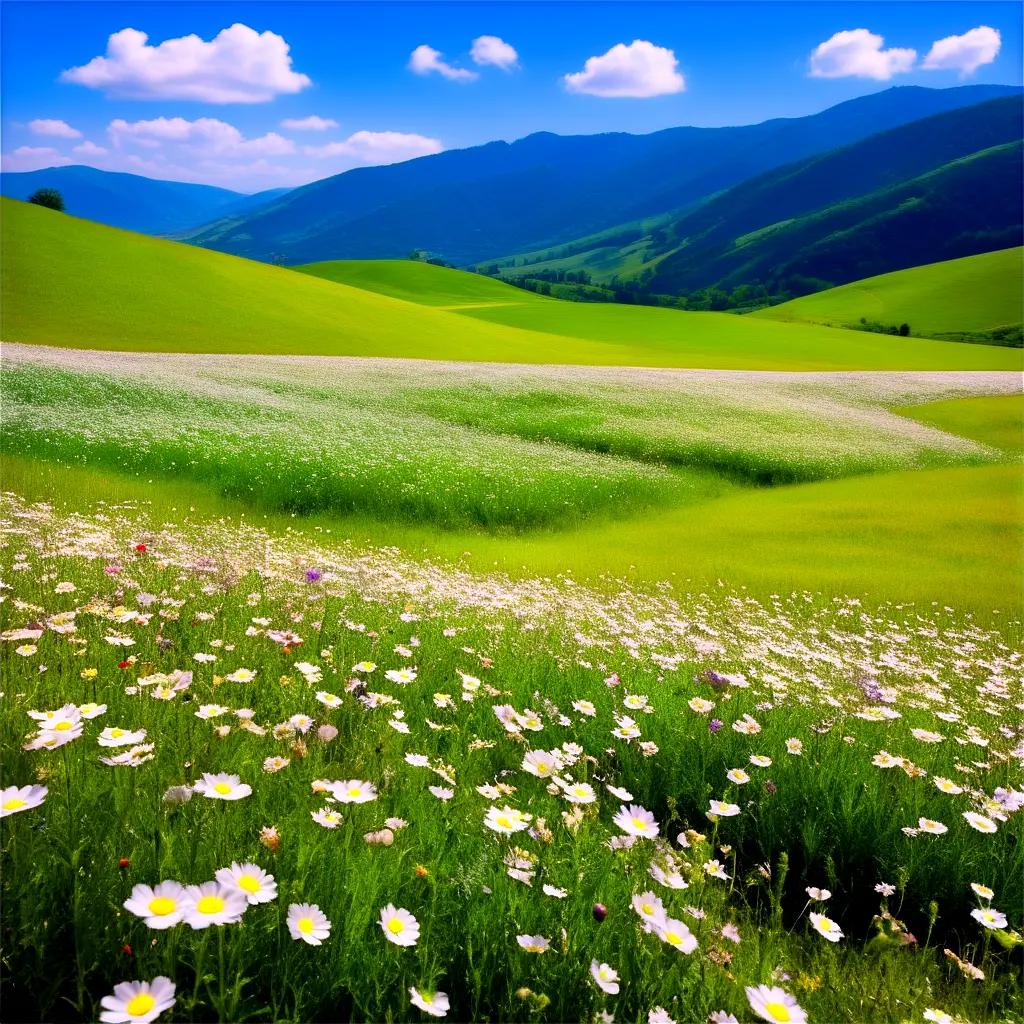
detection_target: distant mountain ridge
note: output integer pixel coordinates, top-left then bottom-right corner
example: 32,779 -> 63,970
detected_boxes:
181,84 -> 1021,266
0,165 -> 289,236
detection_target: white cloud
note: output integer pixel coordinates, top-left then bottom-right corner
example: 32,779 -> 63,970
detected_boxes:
280,115 -> 339,132
563,40 -> 685,98
108,117 -> 296,157
408,44 -> 478,82
304,130 -> 443,165
471,35 -> 519,70
73,140 -> 109,157
1,146 -> 71,172
29,119 -> 82,139
60,23 -> 311,103
923,26 -> 1001,76
809,29 -> 916,80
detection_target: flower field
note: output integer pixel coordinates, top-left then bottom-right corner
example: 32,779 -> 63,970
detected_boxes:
1,491 -> 1021,1023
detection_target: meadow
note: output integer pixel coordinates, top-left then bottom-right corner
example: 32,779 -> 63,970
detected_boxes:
2,197 -> 1023,1024
2,490 -> 1022,1024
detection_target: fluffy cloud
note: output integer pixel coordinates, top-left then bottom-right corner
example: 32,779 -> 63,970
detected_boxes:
470,35 -> 519,70
108,116 -> 296,157
280,115 -> 339,132
408,44 -> 478,82
0,146 -> 70,172
73,140 -> 109,157
809,29 -> 916,80
29,119 -> 82,139
304,130 -> 443,165
923,26 -> 1001,76
563,40 -> 685,98
60,23 -> 311,103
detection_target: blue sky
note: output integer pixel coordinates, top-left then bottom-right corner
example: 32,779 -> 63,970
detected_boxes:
2,1 -> 1020,191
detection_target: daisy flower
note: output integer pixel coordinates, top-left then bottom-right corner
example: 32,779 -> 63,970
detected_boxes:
971,907 -> 1007,929
99,977 -> 176,1023
606,785 -> 634,801
933,777 -> 963,795
970,883 -> 994,901
385,668 -> 417,685
123,882 -> 186,929
193,773 -> 252,801
215,862 -> 277,905
805,887 -> 831,901
287,902 -> 332,945
632,891 -> 666,929
708,800 -> 741,818
963,812 -> 997,834
331,780 -> 377,804
517,934 -> 550,953
572,699 -> 597,717
726,769 -> 750,785
316,691 -> 342,708
749,755 -> 773,767
613,804 -> 659,838
484,805 -> 532,834
0,784 -> 47,817
562,781 -> 597,804
785,738 -> 803,755
543,884 -> 567,898
590,960 -> 620,995
409,987 -> 449,1018
688,697 -> 715,714
522,750 -> 559,778
181,882 -> 247,928
809,912 -> 844,942
380,904 -> 420,946
918,818 -> 948,836
745,985 -> 807,1024
429,786 -> 455,801
224,669 -> 256,683
655,917 -> 698,953
98,727 -> 146,748
312,808 -> 343,829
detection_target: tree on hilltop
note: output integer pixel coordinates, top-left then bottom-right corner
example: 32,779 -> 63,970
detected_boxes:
27,188 -> 64,212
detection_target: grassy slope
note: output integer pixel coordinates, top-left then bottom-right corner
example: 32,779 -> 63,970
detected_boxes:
293,257 -> 1022,370
7,199 -> 1013,370
755,248 -> 1024,335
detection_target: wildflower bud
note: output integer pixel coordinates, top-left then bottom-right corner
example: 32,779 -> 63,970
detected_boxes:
364,829 -> 394,846
122,944 -> 132,956
592,903 -> 607,922
259,826 -> 281,853
415,865 -> 429,878
290,739 -> 308,759
515,988 -> 533,1001
317,724 -> 338,743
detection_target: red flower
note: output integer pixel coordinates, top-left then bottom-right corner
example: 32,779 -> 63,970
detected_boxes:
135,544 -> 147,553
118,661 -> 130,670
122,944 -> 133,956
118,858 -> 130,870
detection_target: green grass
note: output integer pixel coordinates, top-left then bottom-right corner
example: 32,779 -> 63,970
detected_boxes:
2,491 -> 1022,1023
899,394 -> 1024,455
755,248 -> 1024,337
4,198 -> 1021,370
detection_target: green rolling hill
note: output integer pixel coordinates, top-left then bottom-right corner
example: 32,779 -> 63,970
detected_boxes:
2,198 -> 1021,371
754,248 -> 1023,340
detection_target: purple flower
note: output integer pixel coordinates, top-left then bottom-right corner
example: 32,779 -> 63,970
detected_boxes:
709,718 -> 723,734
304,569 -> 323,583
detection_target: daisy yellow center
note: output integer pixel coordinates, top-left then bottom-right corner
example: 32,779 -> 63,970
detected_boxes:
666,931 -> 681,944
4,798 -> 27,810
387,918 -> 404,934
213,783 -> 233,795
641,903 -> 654,915
537,765 -> 550,775
496,816 -> 512,829
632,817 -> 647,829
348,787 -> 362,797
421,993 -> 434,1004
148,896 -> 176,916
54,721 -> 72,731
764,1003 -> 791,1023
238,875 -> 260,893
197,895 -> 225,915
111,729 -> 124,738
125,993 -> 156,1017
298,917 -> 314,933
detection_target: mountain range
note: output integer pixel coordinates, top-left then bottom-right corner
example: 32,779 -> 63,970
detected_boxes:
179,83 -> 1021,266
0,165 -> 287,236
